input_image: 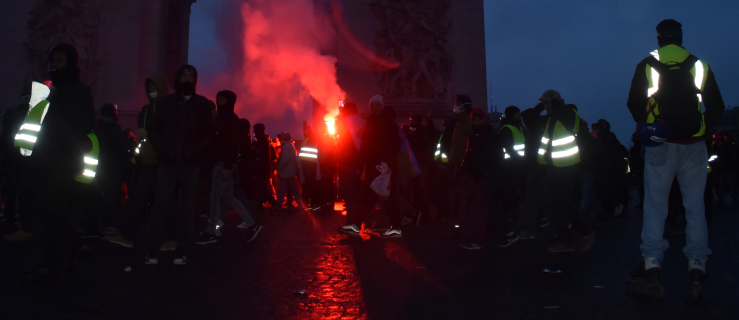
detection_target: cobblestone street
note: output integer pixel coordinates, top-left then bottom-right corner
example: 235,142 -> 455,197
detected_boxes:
2,203 -> 738,319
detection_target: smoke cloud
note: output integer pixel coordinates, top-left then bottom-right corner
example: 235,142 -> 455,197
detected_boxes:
191,0 -> 344,137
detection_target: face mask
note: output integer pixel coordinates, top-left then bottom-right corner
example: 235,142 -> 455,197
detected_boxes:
149,92 -> 157,99
184,95 -> 192,100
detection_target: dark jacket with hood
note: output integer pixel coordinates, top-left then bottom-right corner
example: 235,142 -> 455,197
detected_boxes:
521,101 -> 578,168
358,107 -> 401,171
213,90 -> 240,169
498,117 -> 525,163
0,82 -> 32,174
148,65 -> 216,166
137,73 -> 169,165
450,109 -> 473,167
94,112 -> 128,183
32,44 -> 95,178
462,109 -> 503,182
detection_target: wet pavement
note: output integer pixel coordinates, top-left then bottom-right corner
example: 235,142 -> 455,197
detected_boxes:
1,202 -> 738,319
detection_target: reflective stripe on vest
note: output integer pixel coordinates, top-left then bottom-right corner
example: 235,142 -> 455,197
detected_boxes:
14,100 -> 50,156
645,46 -> 709,137
75,133 -> 100,184
298,138 -> 318,162
501,124 -> 525,159
433,135 -> 449,163
537,111 -> 580,167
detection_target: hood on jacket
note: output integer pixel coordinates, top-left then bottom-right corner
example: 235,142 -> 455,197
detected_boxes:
49,43 -> 81,87
216,90 -> 237,115
145,73 -> 169,103
173,64 -> 198,94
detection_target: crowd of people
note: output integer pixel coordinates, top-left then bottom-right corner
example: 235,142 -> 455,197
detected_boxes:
0,20 -> 729,300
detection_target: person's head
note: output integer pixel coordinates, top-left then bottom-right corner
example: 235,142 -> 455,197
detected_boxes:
454,95 -> 472,113
303,124 -> 313,139
591,123 -> 602,137
342,102 -> 358,117
596,119 -> 611,133
539,90 -> 563,112
216,90 -> 237,115
174,65 -> 198,96
470,108 -> 488,134
254,123 -> 266,135
278,132 -> 292,142
146,78 -> 157,97
410,114 -> 423,129
100,103 -> 118,122
49,44 -> 80,86
504,106 -> 521,120
657,19 -> 682,47
369,95 -> 384,116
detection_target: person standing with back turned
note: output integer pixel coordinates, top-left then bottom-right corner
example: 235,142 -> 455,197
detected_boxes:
625,20 -> 725,299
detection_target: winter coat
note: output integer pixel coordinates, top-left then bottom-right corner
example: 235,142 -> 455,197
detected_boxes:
137,73 -> 169,165
277,141 -> 299,178
358,113 -> 401,172
213,111 -> 240,169
94,116 -> 129,183
32,70 -> 95,178
450,110 -> 473,167
461,124 -> 502,182
148,66 -> 215,166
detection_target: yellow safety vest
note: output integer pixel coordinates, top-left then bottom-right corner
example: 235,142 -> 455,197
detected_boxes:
433,135 -> 449,163
537,111 -> 580,167
645,45 -> 709,137
14,82 -> 51,156
501,124 -> 525,159
298,137 -> 318,162
75,133 -> 100,184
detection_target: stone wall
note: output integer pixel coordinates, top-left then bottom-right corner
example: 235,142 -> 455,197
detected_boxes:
0,0 -> 194,134
335,0 -> 486,124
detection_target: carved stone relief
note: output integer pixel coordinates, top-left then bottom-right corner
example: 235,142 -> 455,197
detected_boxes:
369,0 -> 452,100
26,0 -> 101,92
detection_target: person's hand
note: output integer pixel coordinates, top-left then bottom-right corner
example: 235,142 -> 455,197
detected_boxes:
220,169 -> 231,181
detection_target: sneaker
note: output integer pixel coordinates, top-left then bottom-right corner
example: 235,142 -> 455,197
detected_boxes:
460,242 -> 481,250
539,218 -> 550,228
580,232 -> 596,252
246,224 -> 263,243
338,224 -> 361,236
101,227 -> 120,235
160,239 -> 177,251
215,220 -> 225,237
4,228 -> 33,242
145,255 -> 159,265
547,242 -> 575,253
382,228 -> 402,238
518,231 -> 535,240
612,203 -> 624,217
104,234 -> 133,248
498,233 -> 519,248
173,255 -> 187,265
626,257 -> 664,298
194,232 -> 217,245
688,259 -> 707,300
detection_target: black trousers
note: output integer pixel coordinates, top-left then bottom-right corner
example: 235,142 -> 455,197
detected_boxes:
122,164 -> 158,239
350,167 -> 401,228
34,171 -> 81,268
144,164 -> 199,256
545,166 -> 593,246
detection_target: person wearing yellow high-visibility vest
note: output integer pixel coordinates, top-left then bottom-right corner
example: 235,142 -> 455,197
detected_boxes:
498,106 -> 527,246
298,124 -> 320,209
535,90 -> 595,254
625,20 -> 725,299
22,44 -> 96,282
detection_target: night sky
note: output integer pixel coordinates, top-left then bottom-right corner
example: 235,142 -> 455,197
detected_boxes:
189,0 -> 738,145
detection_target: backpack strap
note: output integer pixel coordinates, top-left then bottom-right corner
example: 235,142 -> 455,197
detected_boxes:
646,54 -> 699,74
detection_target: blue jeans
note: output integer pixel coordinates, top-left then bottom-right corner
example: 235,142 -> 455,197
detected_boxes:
642,142 -> 711,261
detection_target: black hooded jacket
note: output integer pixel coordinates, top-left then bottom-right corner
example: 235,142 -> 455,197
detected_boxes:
32,44 -> 95,178
358,107 -> 401,171
148,65 -> 216,165
213,90 -> 240,168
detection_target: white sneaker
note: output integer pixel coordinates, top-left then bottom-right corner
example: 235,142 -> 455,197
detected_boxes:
338,224 -> 360,236
688,259 -> 706,272
237,222 -> 250,229
382,228 -> 402,238
174,255 -> 187,265
644,256 -> 661,270
215,220 -> 225,236
145,255 -> 158,265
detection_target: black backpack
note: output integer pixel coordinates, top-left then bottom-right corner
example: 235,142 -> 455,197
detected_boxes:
646,54 -> 702,139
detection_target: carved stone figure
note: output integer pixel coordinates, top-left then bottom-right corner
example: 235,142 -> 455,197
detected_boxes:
369,0 -> 452,99
26,0 -> 100,92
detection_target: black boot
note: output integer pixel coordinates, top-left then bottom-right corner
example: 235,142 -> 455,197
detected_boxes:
690,260 -> 707,300
626,260 -> 664,298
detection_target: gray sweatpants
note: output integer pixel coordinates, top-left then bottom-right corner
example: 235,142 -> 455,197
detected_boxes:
208,162 -> 254,234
